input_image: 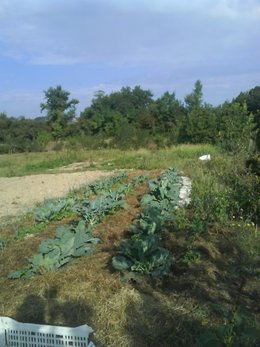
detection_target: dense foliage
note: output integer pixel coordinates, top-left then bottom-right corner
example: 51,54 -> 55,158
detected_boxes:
0,113 -> 50,153
40,85 -> 79,139
0,83 -> 259,153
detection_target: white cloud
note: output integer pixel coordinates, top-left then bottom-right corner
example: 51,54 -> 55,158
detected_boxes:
0,0 -> 259,116
0,0 -> 259,67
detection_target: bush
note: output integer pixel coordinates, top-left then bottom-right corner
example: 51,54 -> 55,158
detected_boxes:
223,169 -> 260,224
190,175 -> 230,234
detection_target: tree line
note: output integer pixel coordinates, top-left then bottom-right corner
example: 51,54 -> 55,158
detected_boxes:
0,81 -> 259,154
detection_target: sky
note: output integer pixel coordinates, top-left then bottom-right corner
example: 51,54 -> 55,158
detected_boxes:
0,0 -> 259,118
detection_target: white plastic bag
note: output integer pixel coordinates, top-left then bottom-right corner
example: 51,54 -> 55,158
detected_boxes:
199,154 -> 211,161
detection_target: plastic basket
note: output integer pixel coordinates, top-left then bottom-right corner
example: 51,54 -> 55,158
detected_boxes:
0,317 -> 95,347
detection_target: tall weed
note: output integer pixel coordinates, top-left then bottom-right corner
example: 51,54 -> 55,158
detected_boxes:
191,175 -> 230,231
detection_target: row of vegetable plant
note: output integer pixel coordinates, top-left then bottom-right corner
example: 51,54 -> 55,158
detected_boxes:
8,173 -> 150,279
32,171 -> 128,223
112,168 -> 182,278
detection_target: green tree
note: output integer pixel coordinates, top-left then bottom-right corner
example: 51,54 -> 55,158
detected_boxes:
185,105 -> 217,144
234,86 -> 260,128
79,86 -> 154,135
103,86 -> 153,125
40,85 -> 79,138
0,113 -> 50,153
217,102 -> 255,153
184,80 -> 216,143
185,80 -> 203,112
151,92 -> 185,137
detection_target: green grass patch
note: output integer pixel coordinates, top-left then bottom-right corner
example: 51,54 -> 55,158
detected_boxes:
0,150 -> 87,177
0,144 -> 221,176
15,223 -> 46,240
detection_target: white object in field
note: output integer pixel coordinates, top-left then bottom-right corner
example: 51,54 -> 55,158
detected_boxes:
178,176 -> 192,207
0,316 -> 95,347
199,154 -> 211,161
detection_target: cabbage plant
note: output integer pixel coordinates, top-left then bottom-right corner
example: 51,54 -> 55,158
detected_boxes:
8,221 -> 99,279
112,168 -> 182,278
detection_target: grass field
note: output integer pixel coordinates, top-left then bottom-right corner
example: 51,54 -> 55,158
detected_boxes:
0,145 -> 259,347
0,144 -> 218,176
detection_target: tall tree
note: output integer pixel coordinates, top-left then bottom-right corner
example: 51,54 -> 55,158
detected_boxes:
41,85 -> 79,138
185,105 -> 217,144
217,102 -> 255,153
184,80 -> 205,142
152,92 -> 184,133
79,86 -> 154,135
234,86 -> 260,128
185,80 -> 203,111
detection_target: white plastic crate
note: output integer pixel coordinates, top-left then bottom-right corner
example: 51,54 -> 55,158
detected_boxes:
0,317 -> 95,347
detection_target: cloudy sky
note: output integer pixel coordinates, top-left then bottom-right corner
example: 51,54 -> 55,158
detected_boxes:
0,0 -> 259,118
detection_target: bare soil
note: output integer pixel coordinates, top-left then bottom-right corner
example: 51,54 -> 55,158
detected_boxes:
0,170 -> 112,220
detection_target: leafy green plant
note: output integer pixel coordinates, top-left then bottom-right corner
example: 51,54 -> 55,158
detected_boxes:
31,172 -> 128,225
8,220 -> 100,278
115,182 -> 134,195
0,239 -> 7,252
33,198 -> 75,223
88,171 -> 127,194
223,169 -> 259,224
79,190 -> 128,226
196,307 -> 260,347
8,180 -> 130,279
147,168 -> 182,202
188,174 -> 230,235
132,174 -> 150,185
131,207 -> 165,235
112,168 -> 182,277
112,234 -> 172,277
139,168 -> 182,226
182,247 -> 202,266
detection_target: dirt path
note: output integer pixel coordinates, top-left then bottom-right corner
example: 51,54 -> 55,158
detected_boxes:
0,170 -> 112,220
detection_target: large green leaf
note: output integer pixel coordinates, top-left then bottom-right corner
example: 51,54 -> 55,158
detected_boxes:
39,239 -> 57,255
59,233 -> 75,258
8,270 -> 25,279
55,224 -> 71,239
